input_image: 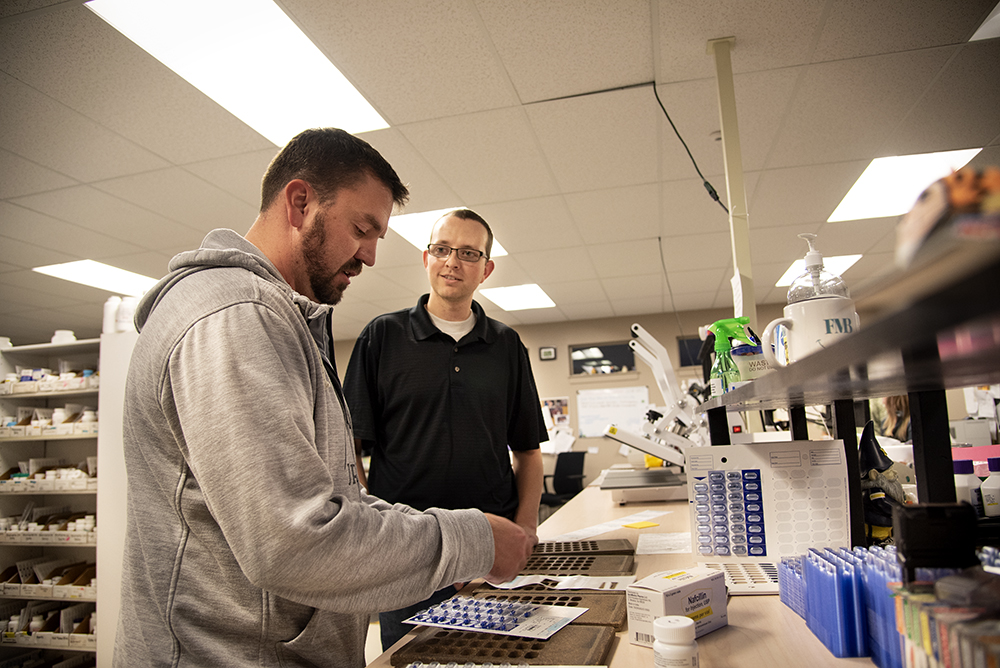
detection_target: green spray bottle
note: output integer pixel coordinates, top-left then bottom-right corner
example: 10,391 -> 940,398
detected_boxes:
708,317 -> 756,398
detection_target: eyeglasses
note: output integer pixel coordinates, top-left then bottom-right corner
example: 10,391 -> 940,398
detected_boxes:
426,244 -> 488,262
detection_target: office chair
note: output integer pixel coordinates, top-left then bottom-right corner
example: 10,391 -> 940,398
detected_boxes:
540,451 -> 586,507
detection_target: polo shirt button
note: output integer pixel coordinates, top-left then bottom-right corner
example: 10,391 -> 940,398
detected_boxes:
454,366 -> 460,372
454,347 -> 458,352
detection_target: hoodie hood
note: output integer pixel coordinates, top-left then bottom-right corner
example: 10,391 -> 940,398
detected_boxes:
134,229 -> 332,341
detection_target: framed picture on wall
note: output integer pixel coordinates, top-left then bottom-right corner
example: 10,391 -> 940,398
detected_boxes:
539,346 -> 557,361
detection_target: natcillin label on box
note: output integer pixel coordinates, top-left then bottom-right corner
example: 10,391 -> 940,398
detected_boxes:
626,566 -> 728,647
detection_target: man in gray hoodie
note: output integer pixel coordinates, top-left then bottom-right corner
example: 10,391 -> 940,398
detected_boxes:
113,128 -> 534,668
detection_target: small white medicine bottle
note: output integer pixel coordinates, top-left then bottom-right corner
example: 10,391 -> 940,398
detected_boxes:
982,457 -> 1000,517
653,615 -> 698,667
953,459 -> 984,517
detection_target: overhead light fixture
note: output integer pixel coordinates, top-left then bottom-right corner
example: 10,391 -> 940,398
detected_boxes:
571,347 -> 604,360
971,1 -> 1000,41
827,149 -> 981,222
775,254 -> 863,287
479,284 -> 555,311
33,260 -> 159,296
85,0 -> 388,145
389,208 -> 508,257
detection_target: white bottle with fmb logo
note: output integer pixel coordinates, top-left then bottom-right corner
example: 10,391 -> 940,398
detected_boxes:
762,234 -> 859,367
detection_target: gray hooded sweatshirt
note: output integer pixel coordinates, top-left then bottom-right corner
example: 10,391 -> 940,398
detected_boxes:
113,229 -> 493,668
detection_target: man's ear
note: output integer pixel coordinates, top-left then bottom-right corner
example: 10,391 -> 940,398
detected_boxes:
481,259 -> 495,283
284,179 -> 311,229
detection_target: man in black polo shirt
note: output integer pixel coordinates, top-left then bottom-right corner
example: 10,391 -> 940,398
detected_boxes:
344,208 -> 546,651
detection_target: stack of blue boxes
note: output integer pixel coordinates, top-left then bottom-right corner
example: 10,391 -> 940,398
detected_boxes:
777,545 -> 961,668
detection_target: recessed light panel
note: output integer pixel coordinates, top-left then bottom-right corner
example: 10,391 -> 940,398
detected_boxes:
85,0 -> 388,144
827,149 -> 981,222
33,260 -> 158,296
479,284 -> 555,311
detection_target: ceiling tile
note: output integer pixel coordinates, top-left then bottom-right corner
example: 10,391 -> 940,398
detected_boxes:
766,48 -> 955,168
11,186 -> 205,252
0,71 -> 168,182
812,0 -> 998,62
655,1 -> 827,83
527,86 -> 660,192
882,40 -> 1000,155
476,0 -> 652,103
612,296 -> 666,318
1,202 -> 143,260
541,279 -> 607,306
659,232 -> 732,271
183,149 -> 280,208
588,239 -> 665,279
565,183 -> 660,245
283,0 -> 518,124
554,301 -> 616,322
601,274 -> 664,301
475,196 -> 583,253
516,247 -> 598,284
92,167 -> 258,232
400,108 -> 558,203
0,148 -> 76,198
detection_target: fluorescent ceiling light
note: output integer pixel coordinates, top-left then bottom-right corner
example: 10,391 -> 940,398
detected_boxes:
479,284 -> 555,311
775,254 -> 863,287
971,2 -> 1000,41
85,0 -> 387,145
827,149 -> 981,222
33,260 -> 158,297
571,347 -> 604,361
389,208 -> 508,257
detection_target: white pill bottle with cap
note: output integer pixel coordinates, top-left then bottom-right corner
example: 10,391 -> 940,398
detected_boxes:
653,615 -> 699,667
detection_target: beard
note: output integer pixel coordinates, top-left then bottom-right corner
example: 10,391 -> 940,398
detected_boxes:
301,210 -> 362,305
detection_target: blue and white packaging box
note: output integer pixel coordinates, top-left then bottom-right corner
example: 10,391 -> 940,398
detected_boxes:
626,566 -> 728,647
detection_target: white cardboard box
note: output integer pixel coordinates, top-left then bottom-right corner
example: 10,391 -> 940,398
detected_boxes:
626,566 -> 728,647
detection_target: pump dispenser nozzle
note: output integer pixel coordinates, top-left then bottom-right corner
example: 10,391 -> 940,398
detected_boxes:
787,234 -> 850,304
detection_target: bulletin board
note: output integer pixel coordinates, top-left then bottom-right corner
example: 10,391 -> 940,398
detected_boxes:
575,386 -> 649,438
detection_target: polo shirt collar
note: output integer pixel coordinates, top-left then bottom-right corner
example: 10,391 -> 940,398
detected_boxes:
410,294 -> 493,345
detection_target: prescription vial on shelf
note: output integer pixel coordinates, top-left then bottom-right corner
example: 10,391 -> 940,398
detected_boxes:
653,615 -> 699,667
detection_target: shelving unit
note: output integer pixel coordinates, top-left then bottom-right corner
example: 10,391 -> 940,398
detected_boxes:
0,338 -> 104,660
701,237 -> 1000,547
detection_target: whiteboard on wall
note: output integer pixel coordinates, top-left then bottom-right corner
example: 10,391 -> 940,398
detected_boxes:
576,386 -> 649,438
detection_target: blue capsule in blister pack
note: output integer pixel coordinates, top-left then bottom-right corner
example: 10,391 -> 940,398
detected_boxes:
408,596 -> 540,633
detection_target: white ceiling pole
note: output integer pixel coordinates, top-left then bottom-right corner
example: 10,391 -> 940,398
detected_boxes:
707,36 -> 757,332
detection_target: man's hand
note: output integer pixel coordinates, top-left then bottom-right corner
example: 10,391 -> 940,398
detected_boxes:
483,513 -> 533,584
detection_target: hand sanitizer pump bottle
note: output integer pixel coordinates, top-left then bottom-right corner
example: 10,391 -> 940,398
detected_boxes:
762,234 -> 860,367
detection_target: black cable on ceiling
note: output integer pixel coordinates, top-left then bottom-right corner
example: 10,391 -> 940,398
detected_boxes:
652,82 -> 729,215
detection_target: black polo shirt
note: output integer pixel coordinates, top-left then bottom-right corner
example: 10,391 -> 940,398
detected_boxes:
343,295 -> 546,518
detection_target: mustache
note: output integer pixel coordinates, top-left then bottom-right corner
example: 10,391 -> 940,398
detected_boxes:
340,259 -> 363,276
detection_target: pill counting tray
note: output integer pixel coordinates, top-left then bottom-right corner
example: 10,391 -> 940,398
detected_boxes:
520,553 -> 633,576
390,625 -> 616,667
532,539 -> 634,556
472,590 -> 627,630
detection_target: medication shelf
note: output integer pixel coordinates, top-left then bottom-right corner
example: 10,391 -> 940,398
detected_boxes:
701,237 -> 1000,547
0,339 -> 100,659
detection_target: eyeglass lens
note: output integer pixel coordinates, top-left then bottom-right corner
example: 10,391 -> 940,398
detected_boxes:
428,244 -> 484,262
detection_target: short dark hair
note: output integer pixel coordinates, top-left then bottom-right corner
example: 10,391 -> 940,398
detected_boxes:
440,208 -> 494,260
260,128 -> 409,212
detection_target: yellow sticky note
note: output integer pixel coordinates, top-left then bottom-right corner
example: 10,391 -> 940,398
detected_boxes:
623,521 -> 659,529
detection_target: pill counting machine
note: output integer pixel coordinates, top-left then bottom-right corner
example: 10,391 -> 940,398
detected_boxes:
600,324 -> 708,502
